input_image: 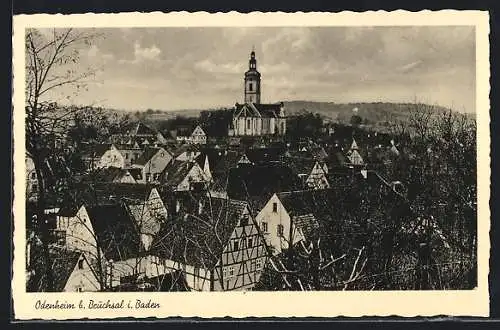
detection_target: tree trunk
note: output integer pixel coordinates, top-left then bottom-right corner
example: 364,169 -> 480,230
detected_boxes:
33,155 -> 54,292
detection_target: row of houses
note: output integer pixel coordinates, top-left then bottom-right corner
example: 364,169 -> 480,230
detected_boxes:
28,157 -> 406,293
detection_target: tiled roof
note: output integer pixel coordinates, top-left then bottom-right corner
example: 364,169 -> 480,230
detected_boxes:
86,203 -> 142,261
73,182 -> 153,206
164,160 -> 196,188
284,156 -> 317,176
150,197 -> 248,269
80,143 -> 112,158
277,189 -> 334,218
133,147 -> 162,166
245,147 -> 284,163
81,167 -> 132,183
233,102 -> 283,119
226,163 -> 302,202
293,213 -> 320,238
27,245 -> 83,292
253,103 -> 282,118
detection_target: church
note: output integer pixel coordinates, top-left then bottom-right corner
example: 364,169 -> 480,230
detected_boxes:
228,50 -> 287,137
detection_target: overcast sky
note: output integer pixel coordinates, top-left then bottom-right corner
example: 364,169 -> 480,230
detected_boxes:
39,26 -> 476,112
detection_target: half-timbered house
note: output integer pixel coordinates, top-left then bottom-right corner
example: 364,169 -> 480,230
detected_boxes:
151,196 -> 268,291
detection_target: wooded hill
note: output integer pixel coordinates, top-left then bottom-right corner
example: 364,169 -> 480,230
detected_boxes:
282,101 -> 455,125
135,101 -> 458,128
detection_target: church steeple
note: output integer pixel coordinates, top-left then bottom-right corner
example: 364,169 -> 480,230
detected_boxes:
244,49 -> 261,104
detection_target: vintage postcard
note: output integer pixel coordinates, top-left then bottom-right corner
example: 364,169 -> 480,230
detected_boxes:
12,11 -> 490,319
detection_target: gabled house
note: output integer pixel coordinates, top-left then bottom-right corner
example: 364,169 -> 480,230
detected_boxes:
55,184 -> 167,288
98,144 -> 143,169
176,125 -> 207,145
190,125 -> 207,145
255,190 -> 328,254
285,157 -> 330,190
347,139 -> 364,166
151,197 -> 268,291
131,147 -> 173,183
163,160 -> 211,192
81,167 -> 137,184
167,144 -> 201,162
26,245 -> 100,292
80,143 -> 113,172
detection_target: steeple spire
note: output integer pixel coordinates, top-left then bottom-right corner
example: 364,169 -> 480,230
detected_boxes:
249,49 -> 257,70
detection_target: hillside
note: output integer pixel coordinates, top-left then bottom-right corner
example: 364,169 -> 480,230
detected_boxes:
135,101 -> 453,126
282,101 -> 453,126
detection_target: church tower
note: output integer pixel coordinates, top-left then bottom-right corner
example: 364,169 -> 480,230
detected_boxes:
244,50 -> 261,104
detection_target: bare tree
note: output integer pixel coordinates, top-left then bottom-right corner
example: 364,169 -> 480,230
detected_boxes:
25,28 -> 101,290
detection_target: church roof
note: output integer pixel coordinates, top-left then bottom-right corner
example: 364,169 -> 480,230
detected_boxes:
253,103 -> 282,118
233,102 -> 283,119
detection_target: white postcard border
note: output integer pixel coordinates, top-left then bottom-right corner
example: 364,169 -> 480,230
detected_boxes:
12,10 -> 491,319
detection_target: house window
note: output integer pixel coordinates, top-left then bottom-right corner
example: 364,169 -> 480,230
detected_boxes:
251,260 -> 256,271
31,183 -> 38,191
256,258 -> 262,270
145,173 -> 151,182
261,222 -> 268,232
272,202 -> 278,213
223,267 -> 227,279
78,259 -> 84,270
240,215 -> 249,226
153,173 -> 160,181
125,153 -> 129,159
277,224 -> 284,237
30,172 -> 36,180
247,119 -> 251,129
249,82 -> 253,91
229,266 -> 234,277
77,287 -> 83,292
248,238 -> 253,248
233,240 -> 239,251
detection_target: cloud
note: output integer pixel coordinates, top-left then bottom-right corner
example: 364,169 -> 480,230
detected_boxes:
118,41 -> 162,64
63,26 -> 475,112
194,59 -> 244,74
134,42 -> 161,61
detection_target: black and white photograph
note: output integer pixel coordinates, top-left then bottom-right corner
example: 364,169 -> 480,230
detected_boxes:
12,11 -> 490,318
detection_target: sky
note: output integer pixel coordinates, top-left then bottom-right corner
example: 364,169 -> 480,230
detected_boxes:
36,26 -> 476,113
